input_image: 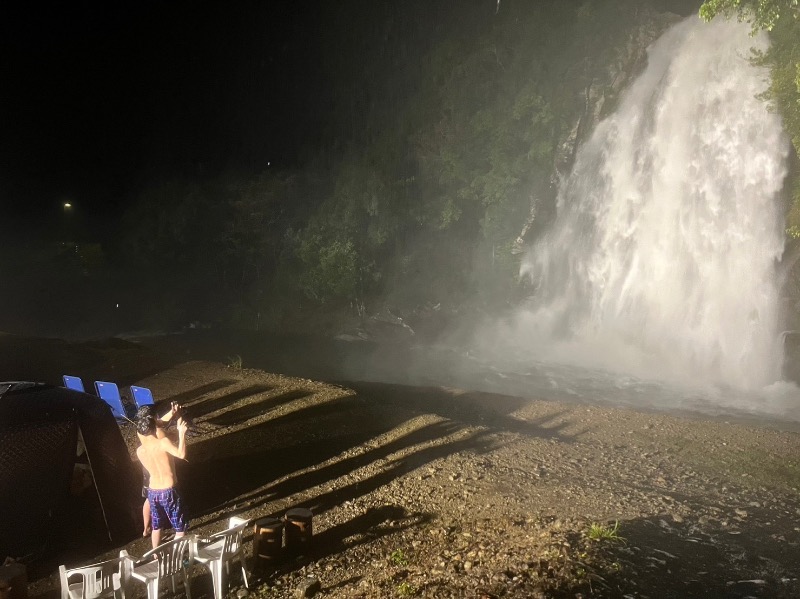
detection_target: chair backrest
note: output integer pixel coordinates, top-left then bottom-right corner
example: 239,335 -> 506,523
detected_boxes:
228,516 -> 248,528
129,386 -> 155,408
59,554 -> 128,599
63,375 -> 85,393
195,521 -> 247,563
118,550 -> 132,595
216,522 -> 248,558
226,517 -> 249,556
141,535 -> 193,578
94,381 -> 127,420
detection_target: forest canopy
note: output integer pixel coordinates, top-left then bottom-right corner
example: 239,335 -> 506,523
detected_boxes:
5,0 -> 800,339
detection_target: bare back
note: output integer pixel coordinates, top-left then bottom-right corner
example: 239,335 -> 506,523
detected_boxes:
136,435 -> 178,490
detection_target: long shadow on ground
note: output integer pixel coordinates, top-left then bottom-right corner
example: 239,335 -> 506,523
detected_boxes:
178,384 -> 576,523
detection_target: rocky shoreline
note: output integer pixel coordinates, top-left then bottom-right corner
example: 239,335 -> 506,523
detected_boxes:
6,334 -> 799,599
241,377 -> 800,598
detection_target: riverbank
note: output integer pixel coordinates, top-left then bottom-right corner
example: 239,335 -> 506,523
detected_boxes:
4,333 -> 799,598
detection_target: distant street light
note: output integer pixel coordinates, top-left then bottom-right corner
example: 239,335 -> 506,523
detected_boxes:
61,201 -> 75,244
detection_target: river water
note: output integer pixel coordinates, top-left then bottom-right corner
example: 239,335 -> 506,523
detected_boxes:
155,326 -> 800,427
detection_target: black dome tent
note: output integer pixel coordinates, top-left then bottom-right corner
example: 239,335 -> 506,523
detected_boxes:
0,382 -> 141,562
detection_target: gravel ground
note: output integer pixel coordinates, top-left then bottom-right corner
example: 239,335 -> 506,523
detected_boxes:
12,336 -> 800,599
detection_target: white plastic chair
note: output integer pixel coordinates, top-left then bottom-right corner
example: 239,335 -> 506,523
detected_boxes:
190,519 -> 249,599
59,551 -> 132,599
126,536 -> 194,599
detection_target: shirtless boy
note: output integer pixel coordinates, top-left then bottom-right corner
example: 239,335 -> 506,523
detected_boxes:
135,404 -> 189,549
138,402 -> 181,537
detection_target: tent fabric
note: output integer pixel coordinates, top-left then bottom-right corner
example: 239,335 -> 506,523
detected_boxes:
0,382 -> 141,561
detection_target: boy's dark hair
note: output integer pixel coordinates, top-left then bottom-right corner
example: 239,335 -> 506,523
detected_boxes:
135,405 -> 156,436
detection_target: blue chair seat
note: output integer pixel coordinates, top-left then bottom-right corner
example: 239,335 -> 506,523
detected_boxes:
94,381 -> 131,421
130,385 -> 155,409
63,375 -> 85,393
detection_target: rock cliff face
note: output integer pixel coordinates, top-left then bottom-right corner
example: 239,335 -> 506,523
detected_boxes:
556,10 -> 683,178
515,9 -> 683,251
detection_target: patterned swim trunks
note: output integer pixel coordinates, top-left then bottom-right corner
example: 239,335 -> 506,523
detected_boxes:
147,487 -> 188,532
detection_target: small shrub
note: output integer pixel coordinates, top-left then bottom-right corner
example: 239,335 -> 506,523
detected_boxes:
587,521 -> 625,543
227,354 -> 243,370
396,581 -> 417,596
390,549 -> 408,567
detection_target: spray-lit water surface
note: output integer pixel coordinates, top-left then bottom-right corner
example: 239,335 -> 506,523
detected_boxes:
437,17 -> 798,422
393,344 -> 800,423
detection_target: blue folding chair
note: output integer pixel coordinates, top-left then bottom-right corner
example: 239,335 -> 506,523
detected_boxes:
129,385 -> 155,408
63,375 -> 86,392
94,381 -> 129,421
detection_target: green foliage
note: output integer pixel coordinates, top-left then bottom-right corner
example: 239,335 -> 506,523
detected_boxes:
389,549 -> 409,567
699,0 -> 799,32
395,581 -> 418,597
785,177 -> 800,236
296,231 -> 363,303
587,521 -> 625,543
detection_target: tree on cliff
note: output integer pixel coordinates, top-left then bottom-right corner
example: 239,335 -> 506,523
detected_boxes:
700,0 -> 799,31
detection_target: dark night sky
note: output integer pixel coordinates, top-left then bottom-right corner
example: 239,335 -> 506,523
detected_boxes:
1,0 -> 326,226
2,1 -> 700,231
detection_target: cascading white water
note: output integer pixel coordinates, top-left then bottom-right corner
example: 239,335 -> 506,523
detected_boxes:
511,16 -> 790,391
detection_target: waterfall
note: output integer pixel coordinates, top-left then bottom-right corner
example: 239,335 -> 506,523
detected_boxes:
513,16 -> 790,391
